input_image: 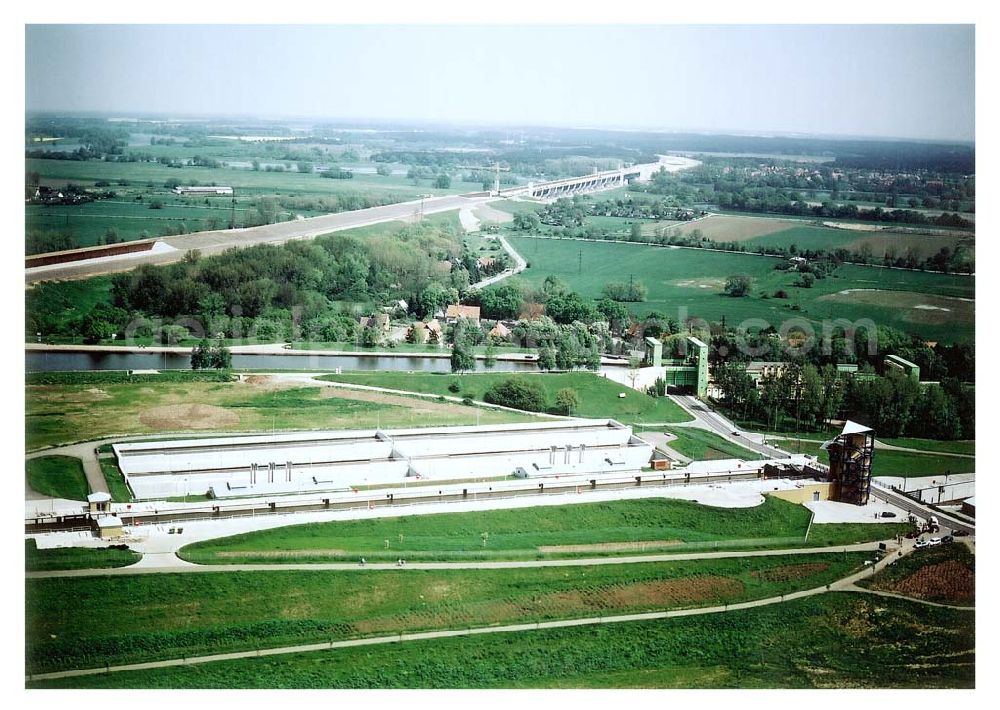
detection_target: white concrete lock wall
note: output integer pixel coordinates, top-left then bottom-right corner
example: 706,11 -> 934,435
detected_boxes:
116,420 -> 653,501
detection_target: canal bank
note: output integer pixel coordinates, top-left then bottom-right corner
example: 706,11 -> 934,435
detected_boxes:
25,344 -> 629,374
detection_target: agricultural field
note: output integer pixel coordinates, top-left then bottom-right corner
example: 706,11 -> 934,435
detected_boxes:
506,236 -> 975,343
28,593 -> 974,689
676,214 -> 974,261
26,551 -> 870,674
858,543 -> 975,605
178,496 -> 908,564
25,539 -> 140,572
25,455 -> 89,500
25,376 -> 532,451
318,371 -> 692,423
26,155 -> 483,250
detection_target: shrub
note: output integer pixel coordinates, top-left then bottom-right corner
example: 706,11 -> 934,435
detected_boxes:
483,377 -> 547,412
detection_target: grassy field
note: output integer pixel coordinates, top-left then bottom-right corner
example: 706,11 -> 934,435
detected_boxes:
776,437 -> 975,477
99,457 -> 133,502
673,214 -> 973,260
764,430 -> 974,455
179,496 -> 908,564
26,551 -> 869,674
25,539 -> 140,572
507,236 -> 974,343
28,593 -> 974,688
26,455 -> 89,500
318,371 -> 692,423
858,543 -> 974,605
25,377 -> 532,450
662,426 -> 760,460
880,438 -> 975,455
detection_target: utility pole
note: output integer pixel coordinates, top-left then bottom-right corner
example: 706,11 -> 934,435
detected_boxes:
578,249 -> 582,274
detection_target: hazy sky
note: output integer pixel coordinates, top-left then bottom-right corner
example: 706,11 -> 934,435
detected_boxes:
25,24 -> 975,141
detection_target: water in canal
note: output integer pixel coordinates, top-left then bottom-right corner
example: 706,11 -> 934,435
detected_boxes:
25,350 -> 541,373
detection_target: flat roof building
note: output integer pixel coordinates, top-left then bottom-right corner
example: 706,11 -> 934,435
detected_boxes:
95,516 -> 123,539
884,354 -> 920,382
173,186 -> 234,196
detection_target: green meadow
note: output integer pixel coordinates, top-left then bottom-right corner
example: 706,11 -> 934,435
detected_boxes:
508,236 -> 974,343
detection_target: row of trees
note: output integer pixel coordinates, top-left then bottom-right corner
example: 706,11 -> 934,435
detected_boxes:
713,361 -> 972,439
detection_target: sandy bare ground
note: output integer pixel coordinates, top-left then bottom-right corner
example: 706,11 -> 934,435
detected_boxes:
139,403 -> 240,430
314,382 -> 483,419
474,203 -> 514,224
458,207 -> 480,232
241,375 -> 494,421
822,221 -> 884,232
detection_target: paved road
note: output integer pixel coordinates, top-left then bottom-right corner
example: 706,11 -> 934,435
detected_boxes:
670,395 -> 794,460
26,194 -> 490,284
25,541 -> 885,579
869,484 -> 975,536
25,537 -> 916,683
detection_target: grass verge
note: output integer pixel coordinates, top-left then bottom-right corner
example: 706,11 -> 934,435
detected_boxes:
98,457 -> 133,503
26,456 -> 89,500
178,497 -> 908,564
663,426 -> 759,460
25,539 -> 140,572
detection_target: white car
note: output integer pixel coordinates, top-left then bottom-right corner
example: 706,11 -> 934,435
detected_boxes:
928,537 -> 942,546
914,538 -> 929,548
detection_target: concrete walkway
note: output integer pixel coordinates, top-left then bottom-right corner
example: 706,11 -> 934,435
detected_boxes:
26,541 -> 885,580
25,538 -> 916,683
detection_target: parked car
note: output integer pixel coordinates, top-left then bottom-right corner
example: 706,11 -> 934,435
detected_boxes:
953,530 -> 970,537
942,535 -> 954,544
914,538 -> 929,548
880,511 -> 897,518
928,537 -> 942,546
